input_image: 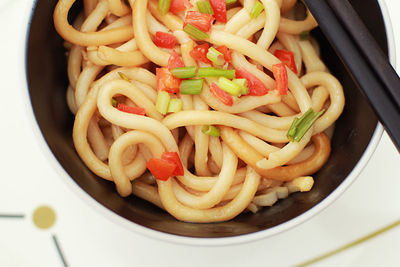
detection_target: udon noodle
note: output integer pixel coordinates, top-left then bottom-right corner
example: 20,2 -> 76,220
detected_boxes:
54,0 -> 344,222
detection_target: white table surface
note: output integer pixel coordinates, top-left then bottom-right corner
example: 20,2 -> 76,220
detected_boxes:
1,0 -> 399,266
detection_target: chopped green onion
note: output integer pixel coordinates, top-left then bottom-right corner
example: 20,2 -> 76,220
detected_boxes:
196,0 -> 214,14
183,24 -> 209,40
226,0 -> 237,4
202,125 -> 220,137
156,91 -> 171,115
218,77 -> 241,96
171,66 -> 197,79
180,79 -> 204,94
207,47 -> 225,66
232,78 -> 249,95
250,1 -> 264,19
287,117 -> 300,138
287,108 -> 324,142
158,0 -> 171,15
198,67 -> 236,79
111,98 -> 118,107
167,98 -> 183,113
118,72 -> 130,81
299,31 -> 310,41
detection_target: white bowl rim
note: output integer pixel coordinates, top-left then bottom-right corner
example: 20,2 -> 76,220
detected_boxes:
20,0 -> 393,246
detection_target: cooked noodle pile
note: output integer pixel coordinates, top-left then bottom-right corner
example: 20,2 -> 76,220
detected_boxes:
54,0 -> 344,222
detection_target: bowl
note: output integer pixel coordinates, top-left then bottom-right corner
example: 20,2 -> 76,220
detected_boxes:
24,0 -> 394,245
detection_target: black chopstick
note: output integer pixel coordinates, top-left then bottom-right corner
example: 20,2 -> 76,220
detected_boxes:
303,0 -> 400,153
326,0 -> 400,108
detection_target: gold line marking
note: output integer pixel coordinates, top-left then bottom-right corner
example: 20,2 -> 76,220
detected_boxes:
295,219 -> 400,267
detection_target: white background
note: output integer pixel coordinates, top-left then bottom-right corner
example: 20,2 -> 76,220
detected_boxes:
0,0 -> 399,266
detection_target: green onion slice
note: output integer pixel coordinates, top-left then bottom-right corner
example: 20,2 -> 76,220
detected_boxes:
250,1 -> 264,19
118,72 -> 130,81
226,0 -> 237,4
197,0 -> 214,14
198,67 -> 236,79
287,108 -> 324,142
207,47 -> 225,66
232,78 -> 249,95
156,91 -> 171,115
167,98 -> 183,113
183,24 -> 209,40
299,31 -> 310,41
111,98 -> 118,107
158,0 -> 171,15
180,79 -> 204,95
218,77 -> 241,96
201,125 -> 220,137
170,66 -> 197,79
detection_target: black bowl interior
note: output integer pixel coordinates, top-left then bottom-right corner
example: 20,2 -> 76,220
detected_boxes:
26,0 -> 386,238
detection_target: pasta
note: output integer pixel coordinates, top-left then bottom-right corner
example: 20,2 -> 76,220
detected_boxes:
54,0 -> 344,223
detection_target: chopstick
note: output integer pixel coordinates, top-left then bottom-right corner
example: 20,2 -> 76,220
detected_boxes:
326,0 -> 400,108
303,0 -> 400,153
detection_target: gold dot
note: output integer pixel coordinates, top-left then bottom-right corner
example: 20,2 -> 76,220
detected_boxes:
32,206 -> 56,229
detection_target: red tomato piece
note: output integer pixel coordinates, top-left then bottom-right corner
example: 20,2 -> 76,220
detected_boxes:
156,68 -> 181,94
154,32 -> 177,49
274,49 -> 298,74
215,45 -> 232,63
209,0 -> 227,23
168,50 -> 185,69
190,43 -> 212,64
235,67 -> 268,96
272,63 -> 288,95
117,104 -> 146,115
210,83 -> 233,106
146,158 -> 176,181
183,11 -> 214,32
161,152 -> 184,176
170,0 -> 193,15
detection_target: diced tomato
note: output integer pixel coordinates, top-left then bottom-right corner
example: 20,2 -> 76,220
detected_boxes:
117,104 -> 146,115
183,11 -> 214,32
190,43 -> 212,64
161,152 -> 184,176
154,32 -> 176,49
235,67 -> 268,96
170,0 -> 193,15
274,49 -> 298,74
168,50 -> 185,69
215,45 -> 232,63
272,63 -> 288,95
210,83 -> 233,106
156,68 -> 181,93
209,0 -> 227,23
146,158 -> 176,181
